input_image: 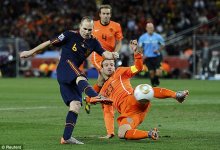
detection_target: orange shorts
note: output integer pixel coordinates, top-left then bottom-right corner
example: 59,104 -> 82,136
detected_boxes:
117,95 -> 151,129
90,52 -> 103,71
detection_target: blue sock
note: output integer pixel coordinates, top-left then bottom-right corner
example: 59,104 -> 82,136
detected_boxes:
63,111 -> 78,140
78,80 -> 98,97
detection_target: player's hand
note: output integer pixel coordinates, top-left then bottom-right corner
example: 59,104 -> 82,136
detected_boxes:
90,95 -> 113,105
20,51 -> 34,58
102,51 -> 119,60
153,50 -> 160,54
130,40 -> 142,54
130,40 -> 138,51
112,52 -> 119,59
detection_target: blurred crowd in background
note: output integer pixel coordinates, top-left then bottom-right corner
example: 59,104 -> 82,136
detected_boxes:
0,0 -> 220,78
1,0 -> 219,47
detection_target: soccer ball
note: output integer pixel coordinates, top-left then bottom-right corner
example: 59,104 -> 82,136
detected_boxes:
134,84 -> 154,103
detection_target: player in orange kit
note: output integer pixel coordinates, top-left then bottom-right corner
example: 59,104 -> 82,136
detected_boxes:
85,4 -> 123,139
91,4 -> 123,70
90,40 -> 189,140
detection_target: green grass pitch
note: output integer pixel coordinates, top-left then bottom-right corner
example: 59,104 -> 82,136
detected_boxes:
0,78 -> 219,150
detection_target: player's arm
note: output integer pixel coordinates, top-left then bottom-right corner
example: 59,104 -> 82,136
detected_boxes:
20,31 -> 69,58
119,40 -> 143,78
130,40 -> 143,74
94,40 -> 119,59
20,41 -> 51,58
114,23 -> 123,52
114,40 -> 122,52
102,51 -> 119,60
154,44 -> 164,54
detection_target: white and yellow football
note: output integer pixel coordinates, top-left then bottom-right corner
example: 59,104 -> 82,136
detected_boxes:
134,84 -> 154,103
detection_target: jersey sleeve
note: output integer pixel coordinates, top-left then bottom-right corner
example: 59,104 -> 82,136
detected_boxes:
120,53 -> 143,78
93,39 -> 105,56
50,31 -> 70,47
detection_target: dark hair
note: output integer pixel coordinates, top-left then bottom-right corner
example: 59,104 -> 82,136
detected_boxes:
99,4 -> 112,14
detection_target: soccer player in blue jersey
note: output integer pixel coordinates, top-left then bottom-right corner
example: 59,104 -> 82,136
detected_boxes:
138,22 -> 165,87
20,16 -> 118,144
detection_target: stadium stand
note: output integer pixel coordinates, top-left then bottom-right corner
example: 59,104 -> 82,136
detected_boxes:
1,0 -> 219,48
0,0 -> 219,78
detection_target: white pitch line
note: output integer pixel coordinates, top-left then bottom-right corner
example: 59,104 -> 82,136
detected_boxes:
0,106 -> 62,111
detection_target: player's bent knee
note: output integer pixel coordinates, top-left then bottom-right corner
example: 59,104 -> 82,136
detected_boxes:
69,101 -> 81,114
76,76 -> 87,85
118,124 -> 132,139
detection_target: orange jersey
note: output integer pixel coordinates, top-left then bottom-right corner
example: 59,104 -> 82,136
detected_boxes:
99,54 -> 143,113
91,20 -> 123,70
117,95 -> 151,128
93,20 -> 123,51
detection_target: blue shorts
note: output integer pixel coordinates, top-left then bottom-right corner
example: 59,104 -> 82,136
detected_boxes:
56,60 -> 87,106
57,59 -> 86,84
58,81 -> 82,106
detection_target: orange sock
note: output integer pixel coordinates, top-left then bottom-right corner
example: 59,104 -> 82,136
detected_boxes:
103,104 -> 114,135
153,87 -> 176,99
93,83 -> 101,93
125,129 -> 148,140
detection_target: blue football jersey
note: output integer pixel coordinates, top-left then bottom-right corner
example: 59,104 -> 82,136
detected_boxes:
50,30 -> 105,83
138,32 -> 165,58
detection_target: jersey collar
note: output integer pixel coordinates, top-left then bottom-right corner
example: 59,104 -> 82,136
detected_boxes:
100,20 -> 110,26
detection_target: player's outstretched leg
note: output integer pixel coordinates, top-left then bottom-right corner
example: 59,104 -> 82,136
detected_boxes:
83,84 -> 102,114
119,124 -> 159,140
61,137 -> 84,144
124,128 -> 159,140
77,79 -> 99,97
84,95 -> 112,114
90,95 -> 113,104
148,128 -> 159,140
84,96 -> 91,114
153,87 -> 189,103
175,90 -> 189,103
61,101 -> 84,144
99,134 -> 114,139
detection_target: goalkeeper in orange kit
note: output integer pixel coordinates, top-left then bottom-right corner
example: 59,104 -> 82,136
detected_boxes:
88,40 -> 189,140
